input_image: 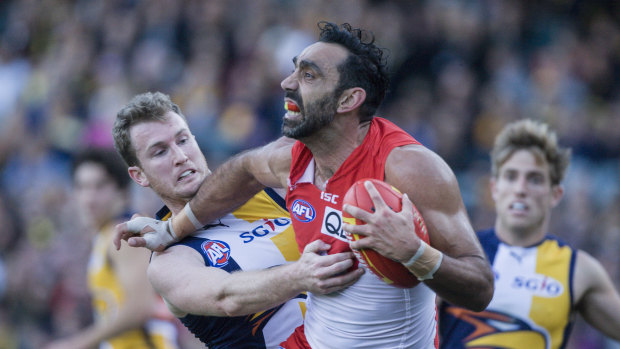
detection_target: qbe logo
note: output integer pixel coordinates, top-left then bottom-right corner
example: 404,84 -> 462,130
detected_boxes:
291,199 -> 316,222
202,240 -> 231,267
321,206 -> 349,242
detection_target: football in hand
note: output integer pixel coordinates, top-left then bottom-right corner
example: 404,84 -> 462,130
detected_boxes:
343,178 -> 429,288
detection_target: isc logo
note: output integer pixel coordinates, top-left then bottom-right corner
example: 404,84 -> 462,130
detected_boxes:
291,199 -> 316,222
320,192 -> 339,204
511,274 -> 564,298
202,240 -> 231,267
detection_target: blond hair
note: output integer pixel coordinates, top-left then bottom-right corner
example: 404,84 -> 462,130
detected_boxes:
491,119 -> 571,186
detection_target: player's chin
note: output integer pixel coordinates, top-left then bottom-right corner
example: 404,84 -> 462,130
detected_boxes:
175,186 -> 200,201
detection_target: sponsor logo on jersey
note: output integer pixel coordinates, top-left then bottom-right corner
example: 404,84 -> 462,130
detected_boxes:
320,191 -> 339,204
201,240 -> 231,267
320,206 -> 349,242
291,199 -> 315,222
511,274 -> 564,298
239,218 -> 291,243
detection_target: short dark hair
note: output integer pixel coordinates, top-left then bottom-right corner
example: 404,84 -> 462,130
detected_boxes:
317,21 -> 389,121
113,92 -> 185,167
72,148 -> 131,190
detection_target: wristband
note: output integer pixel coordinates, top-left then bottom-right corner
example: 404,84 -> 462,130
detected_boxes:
184,202 -> 204,230
402,240 -> 443,281
402,240 -> 426,267
416,252 -> 443,281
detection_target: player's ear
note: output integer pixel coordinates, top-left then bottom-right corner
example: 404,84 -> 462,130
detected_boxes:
550,184 -> 564,208
128,166 -> 149,187
490,177 -> 498,202
337,87 -> 366,113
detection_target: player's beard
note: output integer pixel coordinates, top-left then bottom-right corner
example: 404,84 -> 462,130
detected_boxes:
282,92 -> 338,139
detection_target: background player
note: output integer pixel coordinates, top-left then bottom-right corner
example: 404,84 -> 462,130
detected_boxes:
46,148 -> 179,349
439,119 -> 620,348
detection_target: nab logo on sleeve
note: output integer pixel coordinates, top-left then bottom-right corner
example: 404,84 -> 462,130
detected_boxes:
201,240 -> 231,267
291,199 -> 316,223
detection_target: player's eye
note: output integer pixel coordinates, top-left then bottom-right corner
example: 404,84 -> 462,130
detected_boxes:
529,174 -> 544,185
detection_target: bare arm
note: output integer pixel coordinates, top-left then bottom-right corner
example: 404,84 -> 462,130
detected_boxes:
186,136 -> 294,228
573,250 -> 620,340
149,240 -> 364,317
46,241 -> 160,349
344,145 -> 493,311
114,137 -> 294,250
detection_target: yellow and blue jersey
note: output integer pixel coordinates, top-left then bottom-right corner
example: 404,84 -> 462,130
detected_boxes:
88,221 -> 178,349
440,228 -> 576,349
159,188 -> 305,349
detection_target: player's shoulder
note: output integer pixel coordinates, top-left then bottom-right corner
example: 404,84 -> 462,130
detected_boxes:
388,144 -> 453,175
573,248 -> 612,303
261,136 -> 295,157
248,137 -> 293,187
575,249 -> 604,278
386,143 -> 457,190
150,239 -> 205,274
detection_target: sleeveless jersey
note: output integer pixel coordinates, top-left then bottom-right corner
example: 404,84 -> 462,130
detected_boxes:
161,188 -> 306,349
439,228 -> 576,349
88,221 -> 178,349
286,117 -> 439,349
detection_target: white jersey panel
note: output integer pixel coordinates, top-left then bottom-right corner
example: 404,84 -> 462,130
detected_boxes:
305,271 -> 437,349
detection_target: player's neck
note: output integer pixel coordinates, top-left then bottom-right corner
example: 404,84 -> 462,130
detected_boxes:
306,118 -> 371,189
494,223 -> 547,247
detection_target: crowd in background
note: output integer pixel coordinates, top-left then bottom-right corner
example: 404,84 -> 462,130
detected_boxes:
0,0 -> 618,348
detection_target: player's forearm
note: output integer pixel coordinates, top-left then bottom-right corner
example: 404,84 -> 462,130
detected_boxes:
173,263 -> 302,317
172,152 -> 264,239
214,264 -> 303,317
423,254 -> 494,311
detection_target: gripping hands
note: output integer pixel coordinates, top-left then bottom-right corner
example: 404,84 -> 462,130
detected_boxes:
114,216 -> 179,251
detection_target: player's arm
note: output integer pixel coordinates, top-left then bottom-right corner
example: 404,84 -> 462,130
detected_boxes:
573,250 -> 620,339
45,242 -> 159,348
114,137 -> 294,250
148,240 -> 364,317
346,144 -> 493,311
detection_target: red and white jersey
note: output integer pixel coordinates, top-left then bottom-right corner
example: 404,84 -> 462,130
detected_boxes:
286,117 -> 439,349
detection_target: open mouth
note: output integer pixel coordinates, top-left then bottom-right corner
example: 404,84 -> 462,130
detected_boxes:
178,169 -> 196,182
509,201 -> 528,213
284,101 -> 301,118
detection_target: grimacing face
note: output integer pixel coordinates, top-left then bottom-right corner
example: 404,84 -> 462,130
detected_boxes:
280,42 -> 348,139
491,149 -> 562,236
128,111 -> 209,209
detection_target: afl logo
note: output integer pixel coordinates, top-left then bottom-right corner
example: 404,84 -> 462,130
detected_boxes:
291,199 -> 316,222
201,240 -> 231,267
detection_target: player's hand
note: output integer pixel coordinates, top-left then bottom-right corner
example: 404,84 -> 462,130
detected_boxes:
343,180 -> 420,263
113,214 -> 178,251
295,239 -> 364,294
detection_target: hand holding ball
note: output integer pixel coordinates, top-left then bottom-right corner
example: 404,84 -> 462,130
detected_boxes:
343,178 -> 429,288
